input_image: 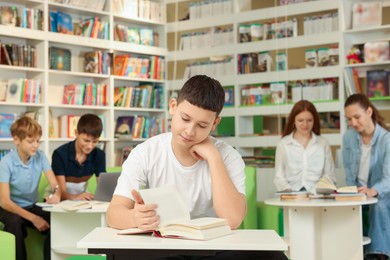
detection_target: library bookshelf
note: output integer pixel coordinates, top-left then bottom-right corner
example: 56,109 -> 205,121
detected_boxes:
0,0 -> 168,169
166,0 -> 390,190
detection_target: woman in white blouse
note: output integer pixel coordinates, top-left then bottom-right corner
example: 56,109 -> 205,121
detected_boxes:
274,100 -> 336,193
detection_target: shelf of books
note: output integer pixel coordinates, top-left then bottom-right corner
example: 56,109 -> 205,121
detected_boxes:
166,0 -> 343,166
341,0 -> 390,132
0,0 -> 168,168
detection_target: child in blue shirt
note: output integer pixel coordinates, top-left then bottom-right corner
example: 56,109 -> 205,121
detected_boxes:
0,116 -> 61,260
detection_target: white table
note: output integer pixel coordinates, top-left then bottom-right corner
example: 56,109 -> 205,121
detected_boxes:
44,203 -> 108,260
77,227 -> 288,260
265,198 -> 377,260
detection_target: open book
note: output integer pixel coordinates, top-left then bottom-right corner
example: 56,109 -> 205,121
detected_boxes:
316,176 -> 358,195
117,186 -> 232,240
53,200 -> 108,211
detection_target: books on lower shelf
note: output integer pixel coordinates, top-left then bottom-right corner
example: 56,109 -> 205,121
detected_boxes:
117,186 -> 232,241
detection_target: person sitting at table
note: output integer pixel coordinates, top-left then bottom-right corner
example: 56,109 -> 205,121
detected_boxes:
52,113 -> 106,201
107,75 -> 288,260
274,100 -> 336,194
343,93 -> 390,260
0,116 -> 61,260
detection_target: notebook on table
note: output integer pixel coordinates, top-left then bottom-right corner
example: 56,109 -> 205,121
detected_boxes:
94,172 -> 121,202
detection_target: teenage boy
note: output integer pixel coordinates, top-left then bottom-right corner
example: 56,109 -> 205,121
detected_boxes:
107,75 -> 287,259
52,113 -> 106,200
0,116 -> 61,260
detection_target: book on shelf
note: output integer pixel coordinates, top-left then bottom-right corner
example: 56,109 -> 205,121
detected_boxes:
58,114 -> 80,138
62,84 -> 76,104
113,54 -> 130,76
0,80 -> 7,101
316,176 -> 358,195
366,69 -> 389,98
57,11 -> 73,34
49,47 -> 71,71
117,186 -> 232,241
0,113 -> 17,138
0,6 -> 17,26
352,1 -> 382,29
6,78 -> 25,103
1,43 -> 12,65
364,41 -> 389,64
115,116 -> 136,139
53,200 -> 108,211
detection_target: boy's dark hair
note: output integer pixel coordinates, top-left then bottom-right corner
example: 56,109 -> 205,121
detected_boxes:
11,116 -> 42,140
77,114 -> 103,138
177,75 -> 225,116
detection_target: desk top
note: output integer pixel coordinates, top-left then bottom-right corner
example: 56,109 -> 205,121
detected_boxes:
265,197 -> 377,207
77,227 -> 287,251
42,203 -> 108,213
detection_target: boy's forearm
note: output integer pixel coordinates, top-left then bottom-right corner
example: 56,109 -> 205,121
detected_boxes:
208,155 -> 246,229
106,204 -> 137,229
2,201 -> 37,222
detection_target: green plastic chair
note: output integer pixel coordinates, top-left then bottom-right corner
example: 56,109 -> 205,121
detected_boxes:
240,166 -> 258,229
0,230 -> 16,260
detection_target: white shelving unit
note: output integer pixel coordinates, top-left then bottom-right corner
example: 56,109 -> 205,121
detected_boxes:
0,0 -> 168,167
166,0 -> 344,158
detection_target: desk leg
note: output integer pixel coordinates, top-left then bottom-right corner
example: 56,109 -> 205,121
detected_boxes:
286,206 -> 363,260
320,206 -> 363,260
51,212 -> 104,260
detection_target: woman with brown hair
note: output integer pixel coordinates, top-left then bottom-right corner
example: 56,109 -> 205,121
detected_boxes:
274,100 -> 336,193
343,93 -> 390,260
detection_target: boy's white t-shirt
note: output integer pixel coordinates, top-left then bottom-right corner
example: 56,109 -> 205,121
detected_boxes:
114,132 -> 246,219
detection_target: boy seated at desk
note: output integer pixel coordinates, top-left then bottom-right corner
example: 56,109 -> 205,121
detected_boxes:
52,113 -> 106,200
107,75 -> 287,260
0,116 -> 61,260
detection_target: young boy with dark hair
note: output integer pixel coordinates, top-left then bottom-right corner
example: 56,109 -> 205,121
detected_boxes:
52,113 -> 106,200
107,75 -> 287,259
0,116 -> 61,260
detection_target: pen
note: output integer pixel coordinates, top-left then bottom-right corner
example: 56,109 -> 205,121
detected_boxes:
49,185 -> 59,199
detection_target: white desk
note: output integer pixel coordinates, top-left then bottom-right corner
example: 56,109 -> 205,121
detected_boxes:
77,227 -> 288,260
44,203 -> 108,260
265,198 -> 377,260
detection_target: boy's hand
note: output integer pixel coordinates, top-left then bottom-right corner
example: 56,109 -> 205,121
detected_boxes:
31,215 -> 50,232
45,193 -> 60,204
131,189 -> 159,230
190,137 -> 217,161
74,192 -> 94,201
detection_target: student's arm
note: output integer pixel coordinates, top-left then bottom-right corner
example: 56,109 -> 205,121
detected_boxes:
55,175 -> 94,201
190,137 -> 246,229
0,183 -> 50,232
106,190 -> 159,230
44,169 -> 61,204
273,142 -> 291,191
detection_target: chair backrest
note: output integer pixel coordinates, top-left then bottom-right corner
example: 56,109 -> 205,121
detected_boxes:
0,230 -> 15,260
94,172 -> 121,202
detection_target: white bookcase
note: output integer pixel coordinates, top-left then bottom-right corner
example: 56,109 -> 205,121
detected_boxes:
0,0 -> 168,168
166,0 -> 343,157
166,0 -> 390,199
